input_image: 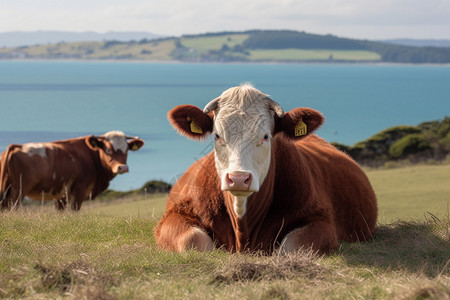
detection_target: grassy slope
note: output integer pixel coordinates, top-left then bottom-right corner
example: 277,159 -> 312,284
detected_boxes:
249,49 -> 381,61
3,40 -> 176,61
181,34 -> 249,53
0,164 -> 449,299
180,34 -> 381,62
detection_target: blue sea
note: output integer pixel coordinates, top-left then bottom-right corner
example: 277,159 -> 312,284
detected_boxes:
1,61 -> 449,191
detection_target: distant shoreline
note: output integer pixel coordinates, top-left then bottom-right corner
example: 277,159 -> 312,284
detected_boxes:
2,58 -> 450,67
3,30 -> 450,64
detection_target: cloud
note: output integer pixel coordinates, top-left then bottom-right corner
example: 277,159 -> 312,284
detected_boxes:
0,0 -> 449,39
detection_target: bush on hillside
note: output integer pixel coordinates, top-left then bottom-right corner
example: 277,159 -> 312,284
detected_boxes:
348,126 -> 421,165
389,134 -> 431,159
140,180 -> 172,194
440,132 -> 450,151
341,117 -> 450,166
331,142 -> 351,154
97,180 -> 171,200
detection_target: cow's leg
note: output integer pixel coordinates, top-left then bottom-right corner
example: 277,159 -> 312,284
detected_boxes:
66,190 -> 84,211
280,220 -> 338,254
0,185 -> 11,210
65,182 -> 89,211
5,184 -> 23,210
54,198 -> 67,211
155,213 -> 213,252
69,196 -> 83,211
0,188 -> 10,210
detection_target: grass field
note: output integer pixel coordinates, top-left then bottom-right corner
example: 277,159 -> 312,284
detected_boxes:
180,34 -> 250,53
367,164 -> 450,222
248,49 -> 381,61
0,164 -> 449,299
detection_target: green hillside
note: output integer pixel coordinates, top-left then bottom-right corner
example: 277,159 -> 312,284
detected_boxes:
334,117 -> 450,167
2,30 -> 450,63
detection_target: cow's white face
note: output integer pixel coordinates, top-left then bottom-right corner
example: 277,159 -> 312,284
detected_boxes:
212,86 -> 275,198
168,84 -> 324,219
86,131 -> 144,175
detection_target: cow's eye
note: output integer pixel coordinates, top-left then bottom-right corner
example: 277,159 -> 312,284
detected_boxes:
106,148 -> 113,155
259,134 -> 270,145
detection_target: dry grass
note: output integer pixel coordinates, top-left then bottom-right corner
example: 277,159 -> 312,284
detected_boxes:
212,250 -> 325,284
0,196 -> 448,299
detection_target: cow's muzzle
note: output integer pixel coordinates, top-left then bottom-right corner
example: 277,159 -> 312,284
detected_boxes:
115,165 -> 129,174
222,171 -> 255,196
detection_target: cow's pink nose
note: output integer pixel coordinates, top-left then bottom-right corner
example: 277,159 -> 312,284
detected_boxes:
117,165 -> 129,174
226,173 -> 252,190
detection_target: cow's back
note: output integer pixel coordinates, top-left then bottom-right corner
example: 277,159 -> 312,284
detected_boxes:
3,139 -> 101,201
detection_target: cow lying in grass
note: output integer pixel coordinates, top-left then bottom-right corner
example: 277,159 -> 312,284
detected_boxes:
156,84 -> 377,254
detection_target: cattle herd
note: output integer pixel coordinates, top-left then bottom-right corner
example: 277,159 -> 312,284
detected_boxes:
1,84 -> 377,254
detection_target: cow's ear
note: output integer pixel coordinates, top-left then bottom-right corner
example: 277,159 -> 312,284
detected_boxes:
168,105 -> 213,140
86,136 -> 104,150
274,108 -> 324,139
128,138 -> 144,151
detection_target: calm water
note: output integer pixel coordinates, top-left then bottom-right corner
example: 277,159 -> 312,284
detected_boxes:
1,61 -> 449,190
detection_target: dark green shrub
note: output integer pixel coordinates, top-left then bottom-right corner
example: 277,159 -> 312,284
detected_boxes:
389,134 -> 431,159
439,132 -> 450,151
331,142 -> 351,153
140,180 -> 172,194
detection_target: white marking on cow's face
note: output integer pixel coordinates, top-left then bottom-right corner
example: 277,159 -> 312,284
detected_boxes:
22,143 -> 48,158
103,131 -> 128,153
212,85 -> 275,217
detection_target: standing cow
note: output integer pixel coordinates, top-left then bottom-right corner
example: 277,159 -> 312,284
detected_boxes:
155,84 -> 377,254
0,131 -> 144,211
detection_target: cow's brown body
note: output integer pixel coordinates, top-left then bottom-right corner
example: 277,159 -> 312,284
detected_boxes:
156,134 -> 377,254
0,132 -> 143,210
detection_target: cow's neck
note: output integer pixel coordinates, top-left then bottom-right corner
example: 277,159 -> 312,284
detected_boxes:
224,151 -> 276,252
96,166 -> 115,195
90,151 -> 116,197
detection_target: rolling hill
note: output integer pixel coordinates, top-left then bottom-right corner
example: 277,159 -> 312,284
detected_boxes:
1,30 -> 450,63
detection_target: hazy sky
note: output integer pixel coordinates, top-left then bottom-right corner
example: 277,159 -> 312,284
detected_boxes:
1,0 -> 449,40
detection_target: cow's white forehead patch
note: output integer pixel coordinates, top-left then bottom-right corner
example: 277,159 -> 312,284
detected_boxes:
215,85 -> 274,141
103,131 -> 128,153
22,143 -> 48,158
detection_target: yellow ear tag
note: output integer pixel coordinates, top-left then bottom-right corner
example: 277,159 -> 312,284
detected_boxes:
187,117 -> 203,134
132,144 -> 139,150
295,119 -> 307,137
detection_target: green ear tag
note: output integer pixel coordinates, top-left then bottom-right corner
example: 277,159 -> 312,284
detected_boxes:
189,119 -> 203,134
132,143 -> 139,150
294,119 -> 307,137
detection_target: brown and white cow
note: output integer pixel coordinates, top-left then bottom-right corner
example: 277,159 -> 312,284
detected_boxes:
155,84 -> 377,254
0,131 -> 144,211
